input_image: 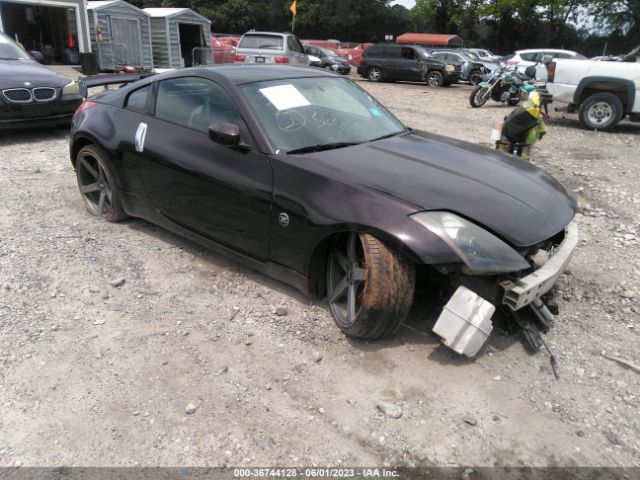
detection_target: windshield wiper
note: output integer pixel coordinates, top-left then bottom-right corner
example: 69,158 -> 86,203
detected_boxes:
367,130 -> 406,142
287,142 -> 361,154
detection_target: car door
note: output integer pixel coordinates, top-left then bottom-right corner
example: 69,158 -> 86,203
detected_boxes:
136,76 -> 273,261
395,47 -> 422,81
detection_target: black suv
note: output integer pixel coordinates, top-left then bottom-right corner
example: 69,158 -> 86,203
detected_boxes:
357,44 -> 460,87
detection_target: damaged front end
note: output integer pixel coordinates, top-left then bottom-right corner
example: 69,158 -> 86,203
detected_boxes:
411,212 -> 579,358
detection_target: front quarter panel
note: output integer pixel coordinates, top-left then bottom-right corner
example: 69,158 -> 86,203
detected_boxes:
267,155 -> 460,277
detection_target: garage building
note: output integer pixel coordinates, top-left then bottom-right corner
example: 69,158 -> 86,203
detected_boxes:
88,0 -> 153,71
144,7 -> 211,69
0,0 -> 91,64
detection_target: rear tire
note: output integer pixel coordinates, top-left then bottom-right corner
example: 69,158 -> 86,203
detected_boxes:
579,92 -> 623,131
326,232 -> 415,339
469,85 -> 490,107
426,70 -> 444,87
368,66 -> 383,82
75,144 -> 127,222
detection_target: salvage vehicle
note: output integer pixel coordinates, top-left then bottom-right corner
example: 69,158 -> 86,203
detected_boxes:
303,45 -> 351,75
546,58 -> 640,130
357,44 -> 460,87
0,32 -> 82,129
70,65 -> 578,357
430,49 -> 490,85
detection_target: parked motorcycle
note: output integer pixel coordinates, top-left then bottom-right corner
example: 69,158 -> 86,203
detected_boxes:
469,67 -> 536,108
492,91 -> 548,160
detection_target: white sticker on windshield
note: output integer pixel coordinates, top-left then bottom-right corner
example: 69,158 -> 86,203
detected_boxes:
259,84 -> 310,111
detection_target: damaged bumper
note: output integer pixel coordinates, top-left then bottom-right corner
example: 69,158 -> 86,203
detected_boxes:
501,221 -> 579,311
433,221 -> 578,357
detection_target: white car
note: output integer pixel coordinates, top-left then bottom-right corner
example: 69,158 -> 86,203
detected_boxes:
506,49 -> 586,67
504,49 -> 586,82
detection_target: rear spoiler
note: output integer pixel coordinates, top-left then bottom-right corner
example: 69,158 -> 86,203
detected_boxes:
79,72 -> 152,98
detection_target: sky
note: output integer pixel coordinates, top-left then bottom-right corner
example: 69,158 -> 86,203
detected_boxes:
391,0 -> 416,9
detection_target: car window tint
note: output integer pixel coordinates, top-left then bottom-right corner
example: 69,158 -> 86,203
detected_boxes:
125,84 -> 152,112
155,77 -> 240,134
287,36 -> 303,53
238,34 -> 283,50
400,47 -> 416,60
519,52 -> 538,62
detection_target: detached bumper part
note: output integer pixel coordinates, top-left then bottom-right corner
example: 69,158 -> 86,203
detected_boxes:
502,221 -> 579,311
432,286 -> 495,357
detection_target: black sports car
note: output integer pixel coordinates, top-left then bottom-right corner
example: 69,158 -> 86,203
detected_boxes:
70,65 -> 578,356
0,33 -> 82,129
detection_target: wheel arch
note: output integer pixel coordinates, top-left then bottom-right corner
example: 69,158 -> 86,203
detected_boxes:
305,225 -> 426,299
574,77 -> 635,112
69,134 -> 100,169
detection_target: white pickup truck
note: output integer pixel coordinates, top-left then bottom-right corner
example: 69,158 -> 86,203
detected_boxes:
546,58 -> 640,130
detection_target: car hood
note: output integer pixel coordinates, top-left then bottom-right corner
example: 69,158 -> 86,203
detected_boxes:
297,130 -> 576,247
0,60 -> 71,89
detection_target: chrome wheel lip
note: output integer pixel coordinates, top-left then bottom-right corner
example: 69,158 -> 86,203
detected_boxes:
587,101 -> 613,125
77,153 -> 113,217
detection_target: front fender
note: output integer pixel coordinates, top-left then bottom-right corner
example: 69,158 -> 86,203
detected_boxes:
267,155 -> 460,277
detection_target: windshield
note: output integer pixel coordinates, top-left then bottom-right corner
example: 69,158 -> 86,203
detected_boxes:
0,34 -> 31,60
414,46 -> 432,58
241,77 -> 406,153
318,47 -> 339,57
238,34 -> 283,50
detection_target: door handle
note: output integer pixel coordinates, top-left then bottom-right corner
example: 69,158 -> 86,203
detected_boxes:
135,122 -> 147,153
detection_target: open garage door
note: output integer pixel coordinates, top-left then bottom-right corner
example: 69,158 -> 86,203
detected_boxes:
0,1 -> 80,64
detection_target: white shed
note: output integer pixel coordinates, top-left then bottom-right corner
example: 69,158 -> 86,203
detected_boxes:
88,0 -> 153,71
144,7 -> 211,69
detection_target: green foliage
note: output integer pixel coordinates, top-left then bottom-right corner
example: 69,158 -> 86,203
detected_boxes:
130,0 -> 637,56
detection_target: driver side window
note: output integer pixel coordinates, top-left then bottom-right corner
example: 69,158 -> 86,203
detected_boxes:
155,77 -> 241,134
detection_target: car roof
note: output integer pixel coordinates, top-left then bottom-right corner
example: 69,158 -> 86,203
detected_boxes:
515,48 -> 577,54
241,31 -> 291,38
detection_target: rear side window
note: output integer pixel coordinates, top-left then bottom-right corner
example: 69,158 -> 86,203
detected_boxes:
365,45 -> 398,58
238,34 -> 283,50
125,84 -> 152,113
400,47 -> 416,60
287,36 -> 303,53
520,52 -> 541,62
155,77 -> 241,133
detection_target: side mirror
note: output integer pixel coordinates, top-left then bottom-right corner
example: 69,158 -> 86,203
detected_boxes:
208,123 -> 240,146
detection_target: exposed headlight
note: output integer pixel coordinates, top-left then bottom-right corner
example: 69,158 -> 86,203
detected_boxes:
62,80 -> 79,96
410,211 -> 530,274
445,64 -> 455,72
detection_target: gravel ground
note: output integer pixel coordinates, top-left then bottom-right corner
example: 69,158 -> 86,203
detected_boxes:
0,73 -> 639,467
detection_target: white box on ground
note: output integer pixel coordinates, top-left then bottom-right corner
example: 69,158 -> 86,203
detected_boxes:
432,286 -> 495,357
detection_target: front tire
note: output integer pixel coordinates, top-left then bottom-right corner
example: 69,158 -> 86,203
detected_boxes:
469,70 -> 483,85
469,85 -> 490,107
326,232 -> 415,339
75,144 -> 127,222
426,70 -> 444,87
368,66 -> 383,82
579,93 -> 623,131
